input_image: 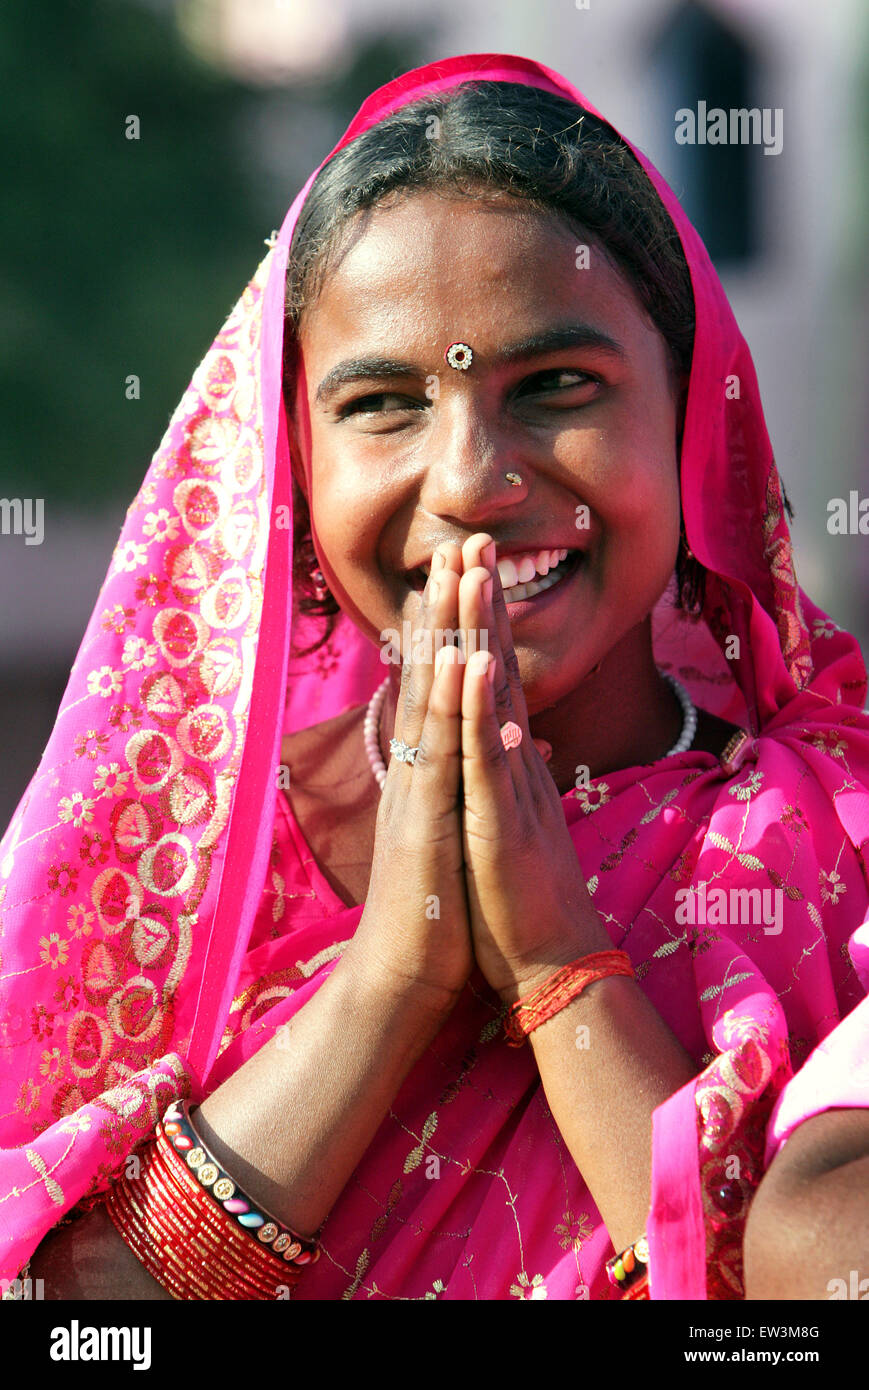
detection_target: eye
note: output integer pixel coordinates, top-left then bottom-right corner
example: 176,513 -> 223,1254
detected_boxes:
338,392 -> 425,419
518,368 -> 600,397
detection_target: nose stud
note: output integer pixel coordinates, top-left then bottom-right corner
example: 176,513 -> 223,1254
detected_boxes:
445,342 -> 473,370
505,473 -> 522,487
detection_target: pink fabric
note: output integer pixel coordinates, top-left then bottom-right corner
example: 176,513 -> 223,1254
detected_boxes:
1,52 -> 867,1300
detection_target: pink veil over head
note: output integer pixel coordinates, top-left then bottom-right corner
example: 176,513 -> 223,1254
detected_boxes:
1,53 -> 868,1301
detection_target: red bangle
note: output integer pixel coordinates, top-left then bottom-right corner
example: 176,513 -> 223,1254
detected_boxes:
104,1125 -> 305,1300
504,949 -> 635,1046
142,1148 -> 287,1299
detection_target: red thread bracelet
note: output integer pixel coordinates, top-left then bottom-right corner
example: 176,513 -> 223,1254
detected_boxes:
504,949 -> 635,1046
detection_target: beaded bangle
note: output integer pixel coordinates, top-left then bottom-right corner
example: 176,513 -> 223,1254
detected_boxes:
605,1233 -> 650,1295
504,950 -> 636,1046
160,1101 -> 320,1265
139,1151 -> 285,1300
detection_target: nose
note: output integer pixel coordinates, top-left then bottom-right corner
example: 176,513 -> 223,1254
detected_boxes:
417,400 -> 528,524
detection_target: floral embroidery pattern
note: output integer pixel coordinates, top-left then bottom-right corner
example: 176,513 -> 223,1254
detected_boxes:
819,870 -> 846,906
510,1272 -> 548,1300
38,935 -> 69,969
572,782 -> 611,814
58,794 -> 95,828
555,1209 -> 593,1252
727,770 -> 763,800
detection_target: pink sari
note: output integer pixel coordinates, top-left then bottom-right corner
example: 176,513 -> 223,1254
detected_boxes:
1,53 -> 868,1301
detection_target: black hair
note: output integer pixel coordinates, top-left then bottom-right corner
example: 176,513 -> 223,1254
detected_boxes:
283,80 -> 703,651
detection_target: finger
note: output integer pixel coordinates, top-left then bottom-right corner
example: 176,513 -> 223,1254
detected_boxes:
407,639 -> 464,816
387,542 -> 470,819
391,542 -> 460,753
458,565 -> 514,723
457,564 -> 525,798
486,554 -> 553,789
487,556 -> 530,734
460,562 -> 546,792
462,535 -> 524,713
461,535 -> 539,768
460,645 -> 517,834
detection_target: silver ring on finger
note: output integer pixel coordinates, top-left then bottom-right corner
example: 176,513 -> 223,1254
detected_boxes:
389,737 -> 421,766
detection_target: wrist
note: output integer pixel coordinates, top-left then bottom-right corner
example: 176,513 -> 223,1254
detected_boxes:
494,931 -> 613,1008
336,941 -> 466,1024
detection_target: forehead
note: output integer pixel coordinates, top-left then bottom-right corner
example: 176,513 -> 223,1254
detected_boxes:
296,190 -> 652,360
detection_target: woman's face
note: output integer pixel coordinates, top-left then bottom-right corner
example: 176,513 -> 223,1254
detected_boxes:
288,189 -> 683,713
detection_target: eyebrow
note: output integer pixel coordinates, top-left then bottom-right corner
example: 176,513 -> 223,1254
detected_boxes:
314,324 -> 626,405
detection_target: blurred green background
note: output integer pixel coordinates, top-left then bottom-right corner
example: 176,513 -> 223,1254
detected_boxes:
0,0 -> 425,505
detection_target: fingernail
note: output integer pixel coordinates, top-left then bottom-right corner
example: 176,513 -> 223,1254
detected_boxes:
427,580 -> 439,604
470,649 -> 491,680
482,540 -> 496,569
431,552 -> 446,572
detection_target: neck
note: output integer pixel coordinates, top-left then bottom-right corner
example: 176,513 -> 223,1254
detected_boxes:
524,621 -> 684,794
379,619 -> 684,796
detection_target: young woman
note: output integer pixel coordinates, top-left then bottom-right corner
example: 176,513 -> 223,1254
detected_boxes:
3,53 -> 868,1302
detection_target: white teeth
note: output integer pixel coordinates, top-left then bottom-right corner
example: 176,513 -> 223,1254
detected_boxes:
501,550 -> 578,603
497,556 -> 520,588
516,555 -> 537,584
535,549 -> 550,577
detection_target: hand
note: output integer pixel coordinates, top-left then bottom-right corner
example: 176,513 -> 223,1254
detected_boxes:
456,534 -> 611,1002
345,544 -> 473,1014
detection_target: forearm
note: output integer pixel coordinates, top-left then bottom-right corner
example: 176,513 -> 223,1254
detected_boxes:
195,946 -> 457,1237
744,1107 -> 869,1299
521,973 -> 697,1253
29,949 -> 454,1298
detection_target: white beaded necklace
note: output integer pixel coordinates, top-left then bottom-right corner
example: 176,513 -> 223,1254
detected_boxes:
364,669 -> 698,792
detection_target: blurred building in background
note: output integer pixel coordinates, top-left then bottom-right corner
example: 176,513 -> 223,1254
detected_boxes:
1,0 -> 866,824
